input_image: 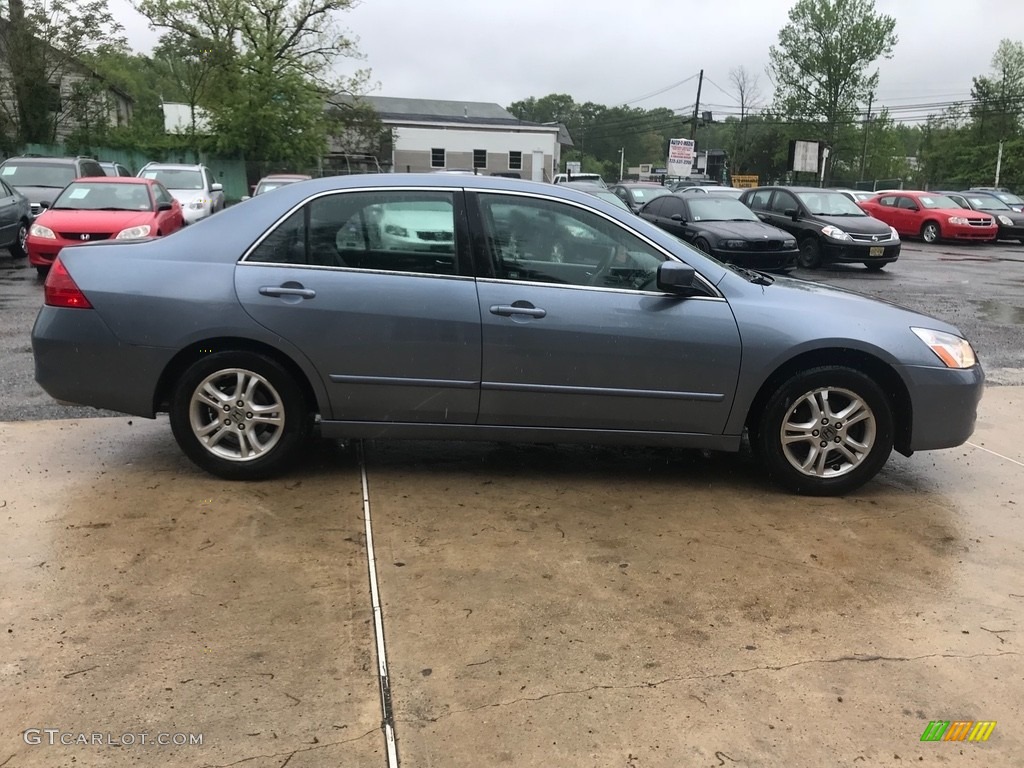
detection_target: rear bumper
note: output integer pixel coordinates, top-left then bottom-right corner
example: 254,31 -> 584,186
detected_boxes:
900,362 -> 985,451
32,306 -> 171,417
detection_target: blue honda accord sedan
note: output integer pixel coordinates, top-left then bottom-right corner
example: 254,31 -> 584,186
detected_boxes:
31,175 -> 984,495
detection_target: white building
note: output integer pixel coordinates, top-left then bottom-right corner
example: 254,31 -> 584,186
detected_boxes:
161,101 -> 212,134
332,96 -> 572,181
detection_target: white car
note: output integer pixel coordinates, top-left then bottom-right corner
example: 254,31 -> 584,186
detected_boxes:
375,201 -> 455,252
552,173 -> 607,188
137,163 -> 225,224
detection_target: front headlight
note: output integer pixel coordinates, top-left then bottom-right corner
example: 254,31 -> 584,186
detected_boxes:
721,239 -> 748,249
911,327 -> 977,369
783,239 -> 797,248
998,215 -> 1013,226
889,226 -> 900,241
30,223 -> 56,239
821,225 -> 852,241
384,225 -> 408,237
188,200 -> 207,210
115,225 -> 152,240
948,216 -> 968,225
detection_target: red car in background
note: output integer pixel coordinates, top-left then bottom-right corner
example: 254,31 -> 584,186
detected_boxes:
27,177 -> 184,276
858,190 -> 997,244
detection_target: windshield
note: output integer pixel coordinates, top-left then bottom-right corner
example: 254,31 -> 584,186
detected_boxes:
141,169 -> 204,190
591,191 -> 630,211
688,197 -> 758,221
918,195 -> 960,209
0,162 -> 75,188
629,187 -> 672,203
53,182 -> 153,211
966,195 -> 1010,210
795,191 -> 864,215
992,192 -> 1024,206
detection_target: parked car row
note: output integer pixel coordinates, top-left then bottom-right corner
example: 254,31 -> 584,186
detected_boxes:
0,155 -> 235,275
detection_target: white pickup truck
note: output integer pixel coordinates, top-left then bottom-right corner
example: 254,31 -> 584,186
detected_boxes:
552,173 -> 607,188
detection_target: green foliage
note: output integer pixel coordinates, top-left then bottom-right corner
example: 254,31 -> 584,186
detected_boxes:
768,0 -> 897,182
1,0 -> 125,144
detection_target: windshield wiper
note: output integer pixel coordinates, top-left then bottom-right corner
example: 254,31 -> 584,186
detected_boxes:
731,265 -> 774,285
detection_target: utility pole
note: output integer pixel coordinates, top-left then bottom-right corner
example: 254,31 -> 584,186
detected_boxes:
859,93 -> 873,182
619,148 -> 625,181
690,69 -> 704,141
995,139 -> 1004,187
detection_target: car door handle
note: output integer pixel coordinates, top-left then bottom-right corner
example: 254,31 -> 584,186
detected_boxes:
490,304 -> 546,318
259,286 -> 316,299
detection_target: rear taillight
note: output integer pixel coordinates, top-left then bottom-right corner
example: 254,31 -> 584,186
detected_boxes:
44,257 -> 92,309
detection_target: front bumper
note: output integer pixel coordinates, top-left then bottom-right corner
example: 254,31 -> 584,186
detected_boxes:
900,362 -> 985,451
713,247 -> 798,272
821,240 -> 901,265
942,223 -> 998,241
182,205 -> 212,225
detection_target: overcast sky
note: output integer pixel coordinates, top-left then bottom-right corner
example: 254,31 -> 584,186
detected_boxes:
114,0 -> 1019,121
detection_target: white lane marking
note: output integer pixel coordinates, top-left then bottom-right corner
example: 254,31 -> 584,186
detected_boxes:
359,441 -> 399,767
967,441 -> 1024,467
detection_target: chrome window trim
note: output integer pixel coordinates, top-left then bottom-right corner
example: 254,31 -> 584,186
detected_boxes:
475,275 -> 726,301
469,188 -> 723,299
238,186 -> 464,276
236,260 -> 474,282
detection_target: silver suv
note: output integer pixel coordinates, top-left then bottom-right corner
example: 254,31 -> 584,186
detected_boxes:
137,163 -> 225,224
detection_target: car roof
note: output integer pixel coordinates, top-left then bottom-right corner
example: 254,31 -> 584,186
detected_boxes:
141,163 -> 204,170
261,174 -> 311,181
1,156 -> 94,164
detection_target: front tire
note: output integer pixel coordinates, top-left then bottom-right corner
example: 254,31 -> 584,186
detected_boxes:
797,238 -> 822,268
753,366 -> 894,496
921,221 -> 940,243
864,262 -> 885,272
694,238 -> 711,255
10,221 -> 28,258
169,351 -> 311,480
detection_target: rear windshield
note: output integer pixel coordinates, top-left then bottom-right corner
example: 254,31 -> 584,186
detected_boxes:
0,162 -> 76,188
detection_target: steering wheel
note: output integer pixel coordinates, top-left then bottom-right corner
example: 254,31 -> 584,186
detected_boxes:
588,246 -> 620,286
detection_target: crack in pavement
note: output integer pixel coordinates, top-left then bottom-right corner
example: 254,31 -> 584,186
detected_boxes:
197,727 -> 380,767
405,650 -> 1021,723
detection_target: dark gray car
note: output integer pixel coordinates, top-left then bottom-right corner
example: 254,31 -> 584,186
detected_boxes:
0,178 -> 32,258
32,175 -> 984,495
0,156 -> 107,217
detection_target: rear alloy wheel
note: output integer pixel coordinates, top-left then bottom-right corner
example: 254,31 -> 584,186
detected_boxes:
170,351 -> 311,480
921,221 -> 940,244
797,238 -> 822,269
754,366 -> 894,495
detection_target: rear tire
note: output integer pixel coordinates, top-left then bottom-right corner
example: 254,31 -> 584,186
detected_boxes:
753,366 -> 894,496
797,238 -> 822,269
10,221 -> 28,258
169,351 -> 311,480
36,266 -> 48,278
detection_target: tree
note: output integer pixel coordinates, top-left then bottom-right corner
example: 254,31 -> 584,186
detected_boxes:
970,38 -> 1024,143
134,0 -> 370,165
768,0 -> 898,183
728,65 -> 762,173
1,0 -> 125,144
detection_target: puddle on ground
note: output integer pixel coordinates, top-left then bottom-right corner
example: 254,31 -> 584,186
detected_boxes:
969,299 -> 1024,324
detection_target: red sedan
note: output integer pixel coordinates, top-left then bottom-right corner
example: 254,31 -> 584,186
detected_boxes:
859,190 -> 997,244
27,177 -> 184,276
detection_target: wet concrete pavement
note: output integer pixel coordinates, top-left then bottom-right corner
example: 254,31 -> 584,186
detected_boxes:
2,389 -> 1022,766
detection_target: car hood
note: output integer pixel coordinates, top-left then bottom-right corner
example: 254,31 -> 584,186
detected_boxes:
697,220 -> 794,240
813,213 -> 893,235
35,209 -> 156,232
168,190 -> 211,205
978,209 -> 1023,223
927,207 -> 994,220
11,185 -> 71,206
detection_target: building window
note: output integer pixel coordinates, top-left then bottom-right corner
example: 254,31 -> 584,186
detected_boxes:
508,151 -> 522,170
473,149 -> 487,169
431,148 -> 445,168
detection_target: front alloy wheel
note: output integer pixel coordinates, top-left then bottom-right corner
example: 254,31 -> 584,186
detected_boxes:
170,351 -> 310,479
754,366 -> 894,495
921,222 -> 940,243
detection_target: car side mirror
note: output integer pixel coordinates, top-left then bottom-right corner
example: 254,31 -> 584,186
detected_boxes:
157,201 -> 173,211
656,261 -> 696,293
211,183 -> 223,192
670,213 -> 685,221
39,200 -> 51,210
784,207 -> 799,219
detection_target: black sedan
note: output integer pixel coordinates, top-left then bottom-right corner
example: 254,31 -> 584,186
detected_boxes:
942,191 -> 1024,242
640,194 -> 798,271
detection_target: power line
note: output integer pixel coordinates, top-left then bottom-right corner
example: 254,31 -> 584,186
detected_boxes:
617,73 -> 700,106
